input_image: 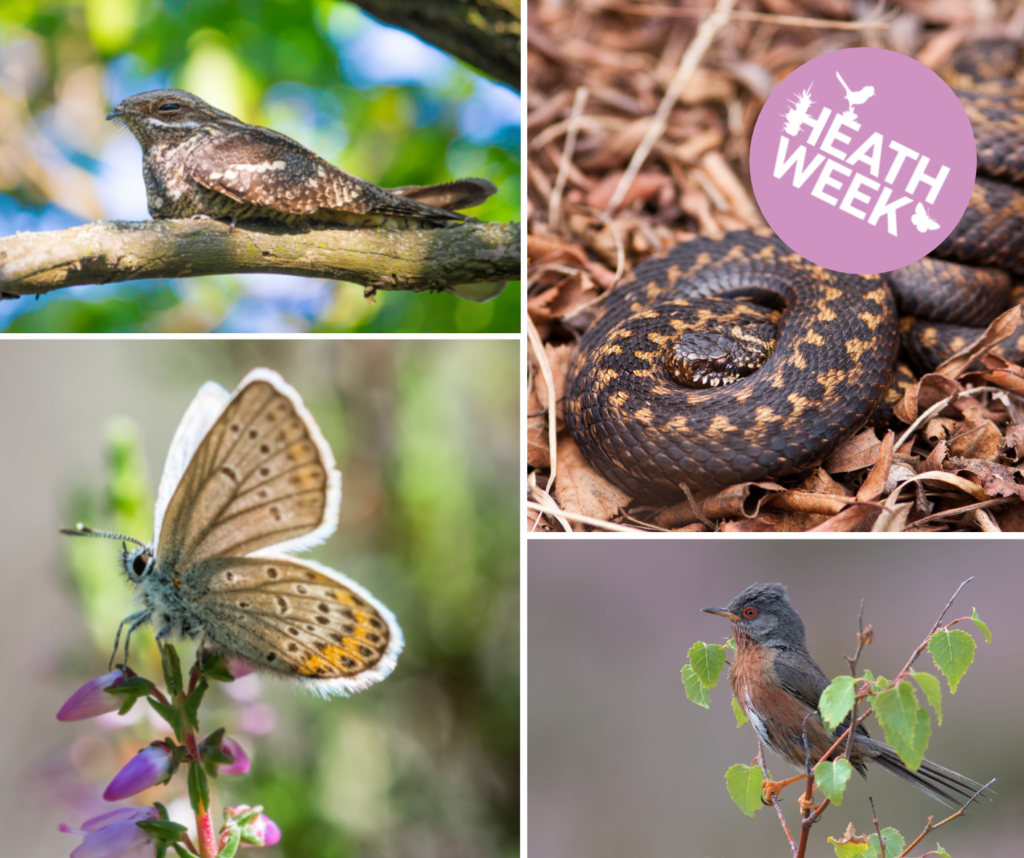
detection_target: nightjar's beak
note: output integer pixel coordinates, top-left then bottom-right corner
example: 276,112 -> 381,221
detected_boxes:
702,606 -> 741,621
106,104 -> 123,120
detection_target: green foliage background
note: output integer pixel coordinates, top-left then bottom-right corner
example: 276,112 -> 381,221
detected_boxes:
0,0 -> 520,332
56,340 -> 519,857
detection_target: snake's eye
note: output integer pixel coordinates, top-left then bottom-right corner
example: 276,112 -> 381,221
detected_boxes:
742,606 -> 758,619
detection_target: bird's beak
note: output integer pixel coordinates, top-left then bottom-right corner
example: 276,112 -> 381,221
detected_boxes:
702,606 -> 740,620
106,105 -> 123,120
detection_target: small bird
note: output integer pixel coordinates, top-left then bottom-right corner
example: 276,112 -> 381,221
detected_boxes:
702,583 -> 989,805
107,89 -> 496,229
835,71 -> 875,116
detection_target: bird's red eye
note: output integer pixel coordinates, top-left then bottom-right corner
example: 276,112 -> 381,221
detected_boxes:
742,606 -> 758,619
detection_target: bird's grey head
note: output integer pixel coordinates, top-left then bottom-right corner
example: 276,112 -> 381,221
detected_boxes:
702,582 -> 808,650
107,89 -> 243,147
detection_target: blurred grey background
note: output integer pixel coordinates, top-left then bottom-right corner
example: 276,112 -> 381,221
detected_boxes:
530,541 -> 1022,857
0,339 -> 519,858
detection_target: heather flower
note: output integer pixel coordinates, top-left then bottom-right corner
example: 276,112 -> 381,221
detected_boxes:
219,736 -> 251,776
245,813 -> 281,847
60,806 -> 159,858
57,671 -> 126,722
103,744 -> 175,801
227,805 -> 281,848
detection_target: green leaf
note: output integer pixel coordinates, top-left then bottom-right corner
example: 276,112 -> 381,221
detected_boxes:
681,665 -> 710,708
183,681 -> 207,730
928,629 -> 976,693
136,820 -> 188,839
725,764 -> 764,818
819,676 -> 856,732
828,836 -> 870,857
909,670 -> 943,726
187,762 -> 210,816
171,843 -> 200,858
815,758 -> 854,805
724,637 -> 736,652
217,827 -> 242,858
971,608 -> 991,644
687,642 -> 727,688
935,842 -> 950,858
865,827 -> 906,858
199,650 -> 235,683
732,697 -> 748,727
162,644 -> 183,697
147,698 -> 182,742
874,682 -> 929,770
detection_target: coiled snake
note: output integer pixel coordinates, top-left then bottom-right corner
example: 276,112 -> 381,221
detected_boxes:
565,42 -> 1024,503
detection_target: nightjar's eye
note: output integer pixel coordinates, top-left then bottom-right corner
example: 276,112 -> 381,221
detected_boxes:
157,102 -> 181,112
132,553 -> 151,576
742,606 -> 758,619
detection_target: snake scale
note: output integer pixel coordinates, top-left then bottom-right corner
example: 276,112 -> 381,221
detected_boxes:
565,40 -> 1024,503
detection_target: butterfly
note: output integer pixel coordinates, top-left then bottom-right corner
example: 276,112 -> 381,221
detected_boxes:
64,368 -> 403,697
910,202 -> 940,234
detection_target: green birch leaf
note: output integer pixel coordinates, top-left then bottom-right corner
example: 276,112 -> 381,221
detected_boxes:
874,683 -> 925,767
828,836 -> 870,857
819,676 -> 855,732
902,704 -> 930,772
971,608 -> 991,644
815,758 -> 854,806
725,764 -> 764,818
865,827 -> 906,858
681,665 -> 710,708
732,697 -> 748,727
687,642 -> 727,688
928,629 -> 975,693
909,670 -> 943,725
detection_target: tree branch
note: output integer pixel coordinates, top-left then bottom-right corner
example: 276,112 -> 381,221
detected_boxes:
350,0 -> 521,91
0,218 -> 521,300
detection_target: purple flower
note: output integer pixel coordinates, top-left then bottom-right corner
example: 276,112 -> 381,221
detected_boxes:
219,736 -> 251,776
223,654 -> 256,680
60,806 -> 159,858
103,744 -> 174,801
57,671 -> 126,721
228,806 -> 281,848
247,814 -> 281,847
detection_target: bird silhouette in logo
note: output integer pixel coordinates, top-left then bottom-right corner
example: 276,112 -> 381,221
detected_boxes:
835,71 -> 875,120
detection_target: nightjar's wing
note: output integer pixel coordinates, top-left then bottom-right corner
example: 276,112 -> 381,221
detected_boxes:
154,368 -> 341,572
182,556 -> 403,696
190,127 -> 464,223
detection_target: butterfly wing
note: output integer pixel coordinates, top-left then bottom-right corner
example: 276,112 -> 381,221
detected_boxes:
154,381 -> 232,543
181,555 -> 403,696
155,368 -> 342,571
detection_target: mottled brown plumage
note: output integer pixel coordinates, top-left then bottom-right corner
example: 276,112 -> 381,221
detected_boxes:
107,89 -> 496,229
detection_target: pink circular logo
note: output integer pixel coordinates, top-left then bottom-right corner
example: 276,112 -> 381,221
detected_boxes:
750,48 -> 976,275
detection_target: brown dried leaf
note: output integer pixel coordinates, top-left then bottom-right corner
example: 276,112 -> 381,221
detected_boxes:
858,431 -> 895,503
553,436 -> 632,521
527,382 -> 550,470
534,343 -> 574,425
823,428 -> 882,473
946,458 -> 1024,499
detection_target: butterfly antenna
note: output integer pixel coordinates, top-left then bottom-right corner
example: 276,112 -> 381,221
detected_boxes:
59,523 -> 146,548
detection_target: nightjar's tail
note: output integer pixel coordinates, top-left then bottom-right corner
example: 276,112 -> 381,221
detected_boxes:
862,739 -> 992,806
387,178 -> 497,212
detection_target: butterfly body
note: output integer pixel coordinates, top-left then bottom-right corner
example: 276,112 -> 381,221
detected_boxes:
104,368 -> 402,697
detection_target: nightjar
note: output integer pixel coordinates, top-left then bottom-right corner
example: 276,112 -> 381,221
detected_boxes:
107,89 -> 497,230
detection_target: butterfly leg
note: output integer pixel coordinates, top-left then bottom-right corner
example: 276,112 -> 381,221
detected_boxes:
111,610 -> 150,670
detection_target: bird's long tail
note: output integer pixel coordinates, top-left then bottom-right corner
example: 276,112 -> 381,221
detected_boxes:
835,70 -> 852,95
864,739 -> 992,806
